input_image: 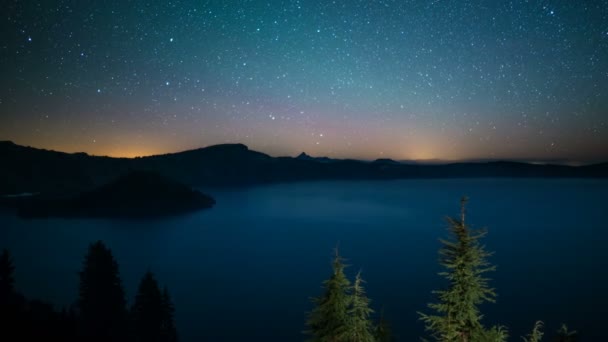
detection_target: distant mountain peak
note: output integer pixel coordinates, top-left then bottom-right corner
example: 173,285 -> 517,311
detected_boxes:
296,152 -> 335,163
297,152 -> 312,160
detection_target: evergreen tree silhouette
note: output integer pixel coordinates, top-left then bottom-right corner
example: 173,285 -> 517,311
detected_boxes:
419,197 -> 506,342
0,249 -> 15,299
341,271 -> 375,342
132,271 -> 164,342
160,286 -> 178,342
306,248 -> 351,341
555,324 -> 577,342
0,248 -> 21,338
131,272 -> 178,342
374,309 -> 393,342
522,321 -> 544,342
78,241 -> 127,341
0,249 -> 78,340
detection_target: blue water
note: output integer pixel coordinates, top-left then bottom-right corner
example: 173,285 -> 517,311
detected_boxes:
1,179 -> 606,341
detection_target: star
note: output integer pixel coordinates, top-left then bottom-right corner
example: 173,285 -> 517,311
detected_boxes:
0,0 -> 605,163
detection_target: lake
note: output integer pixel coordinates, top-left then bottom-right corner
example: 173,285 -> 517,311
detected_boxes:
1,178 -> 607,341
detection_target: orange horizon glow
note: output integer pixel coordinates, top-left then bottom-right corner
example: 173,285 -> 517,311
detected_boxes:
3,137 -> 603,166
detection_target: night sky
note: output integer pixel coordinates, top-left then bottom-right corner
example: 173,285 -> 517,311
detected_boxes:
1,0 -> 607,162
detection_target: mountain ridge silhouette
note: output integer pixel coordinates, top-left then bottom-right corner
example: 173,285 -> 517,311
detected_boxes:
1,141 -> 607,197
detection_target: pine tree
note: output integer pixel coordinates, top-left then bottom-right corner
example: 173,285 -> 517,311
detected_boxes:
555,324 -> 577,342
78,241 -> 127,342
161,287 -> 178,342
131,272 -> 178,342
419,197 -> 502,342
522,321 -> 544,342
132,272 -> 164,342
0,249 -> 15,299
471,325 -> 508,342
0,249 -> 19,338
306,248 -> 351,342
374,309 -> 393,342
341,271 -> 375,342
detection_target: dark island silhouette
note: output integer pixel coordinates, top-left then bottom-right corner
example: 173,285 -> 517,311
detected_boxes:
1,140 -> 607,199
14,170 -> 215,219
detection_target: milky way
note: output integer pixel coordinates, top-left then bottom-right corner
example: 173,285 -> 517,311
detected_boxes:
1,0 -> 607,162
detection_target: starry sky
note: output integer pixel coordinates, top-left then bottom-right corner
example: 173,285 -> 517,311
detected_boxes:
1,0 -> 607,163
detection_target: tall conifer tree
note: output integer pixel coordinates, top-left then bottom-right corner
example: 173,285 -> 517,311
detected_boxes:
132,272 -> 164,342
78,241 -> 127,341
555,324 -> 577,342
374,309 -> 393,342
160,286 -> 178,342
0,249 -> 15,299
419,197 -> 504,342
522,321 -> 544,342
341,271 -> 375,342
0,249 -> 19,338
306,248 -> 351,341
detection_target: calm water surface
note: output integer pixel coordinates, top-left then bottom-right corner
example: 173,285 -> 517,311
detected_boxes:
1,179 -> 606,341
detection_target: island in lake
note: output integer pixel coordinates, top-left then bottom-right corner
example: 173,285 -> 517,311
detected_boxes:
12,170 -> 215,219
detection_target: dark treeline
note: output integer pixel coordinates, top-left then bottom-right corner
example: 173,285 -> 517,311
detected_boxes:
1,198 -> 582,341
0,241 -> 177,342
